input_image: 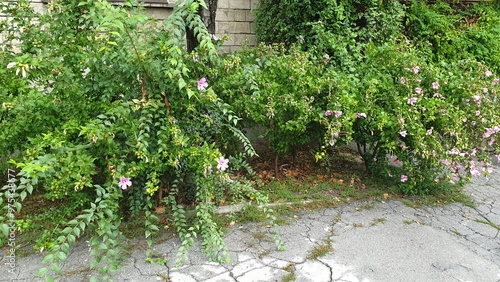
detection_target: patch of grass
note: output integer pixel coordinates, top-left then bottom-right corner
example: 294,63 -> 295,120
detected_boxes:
258,249 -> 271,259
282,272 -> 296,282
359,202 -> 376,210
236,205 -> 268,223
253,231 -> 271,241
370,217 -> 386,226
352,223 -> 364,228
403,220 -> 414,225
307,238 -> 333,259
282,262 -> 296,272
450,229 -> 462,236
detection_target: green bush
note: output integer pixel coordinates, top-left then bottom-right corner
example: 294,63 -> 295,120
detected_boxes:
405,0 -> 500,71
212,44 -> 327,162
0,0 -> 282,279
253,0 -> 500,194
255,0 -> 405,55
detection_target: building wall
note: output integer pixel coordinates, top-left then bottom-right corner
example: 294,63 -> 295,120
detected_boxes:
215,0 -> 258,52
0,0 -> 256,51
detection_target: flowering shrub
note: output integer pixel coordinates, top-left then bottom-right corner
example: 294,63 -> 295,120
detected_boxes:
0,0 -> 281,279
320,41 -> 500,194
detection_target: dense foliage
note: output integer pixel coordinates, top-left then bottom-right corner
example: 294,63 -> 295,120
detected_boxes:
0,0 -> 281,280
1,0 -> 499,280
249,0 -> 500,193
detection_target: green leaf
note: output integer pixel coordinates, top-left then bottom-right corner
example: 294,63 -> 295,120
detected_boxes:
68,234 -> 76,244
73,228 -> 81,237
178,77 -> 186,90
0,224 -> 9,237
62,227 -> 72,234
42,254 -> 54,264
51,263 -> 61,274
67,219 -> 78,226
57,252 -> 67,261
37,267 -> 49,277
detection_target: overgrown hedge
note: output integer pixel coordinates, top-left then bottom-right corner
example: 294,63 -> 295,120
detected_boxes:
0,0 -> 499,280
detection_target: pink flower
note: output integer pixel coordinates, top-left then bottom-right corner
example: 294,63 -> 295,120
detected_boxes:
475,110 -> 481,116
470,161 -> 481,177
356,113 -> 367,118
324,110 -> 333,117
483,88 -> 488,93
485,70 -> 492,77
401,175 -> 408,182
426,129 -> 432,135
217,156 -> 229,171
333,132 -> 339,138
433,93 -> 443,98
434,177 -> 440,183
400,77 -> 406,84
432,81 -> 440,90
197,77 -> 208,90
412,66 -> 420,74
407,97 -> 417,105
493,78 -> 499,85
119,177 -> 132,190
448,148 -> 460,155
414,88 -> 422,94
483,126 -> 500,138
399,130 -> 407,137
334,111 -> 343,118
329,139 -> 335,146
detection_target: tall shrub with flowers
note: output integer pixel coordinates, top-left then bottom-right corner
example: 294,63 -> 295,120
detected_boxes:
319,41 -> 500,194
0,0 -> 281,280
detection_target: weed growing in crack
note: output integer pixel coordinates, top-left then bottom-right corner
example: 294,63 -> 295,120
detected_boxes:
281,263 -> 296,282
370,218 -> 387,226
475,219 -> 500,231
307,238 -> 333,259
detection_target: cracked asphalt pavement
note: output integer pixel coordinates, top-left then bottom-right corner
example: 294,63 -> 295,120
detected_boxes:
2,167 -> 500,282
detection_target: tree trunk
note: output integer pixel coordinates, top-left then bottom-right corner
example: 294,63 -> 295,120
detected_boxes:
186,0 -> 218,52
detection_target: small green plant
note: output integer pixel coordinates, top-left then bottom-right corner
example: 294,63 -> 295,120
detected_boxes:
370,218 -> 386,226
146,251 -> 168,266
475,219 -> 500,231
307,238 -> 332,259
282,272 -> 296,282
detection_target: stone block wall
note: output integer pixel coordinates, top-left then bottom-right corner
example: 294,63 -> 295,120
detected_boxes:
1,0 -> 257,52
0,0 -> 47,45
215,0 -> 258,52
